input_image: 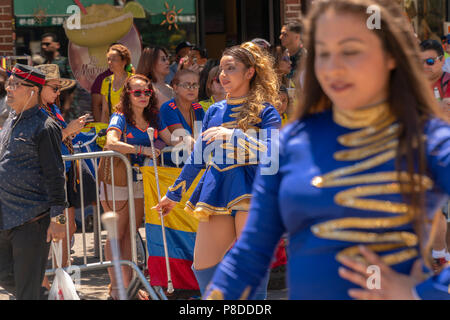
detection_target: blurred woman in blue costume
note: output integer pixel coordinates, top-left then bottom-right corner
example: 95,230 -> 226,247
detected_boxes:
155,42 -> 282,299
203,0 -> 450,300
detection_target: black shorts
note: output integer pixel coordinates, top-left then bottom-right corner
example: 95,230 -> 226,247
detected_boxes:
66,163 -> 97,209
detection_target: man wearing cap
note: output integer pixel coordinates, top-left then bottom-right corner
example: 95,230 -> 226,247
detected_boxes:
0,64 -> 66,300
165,41 -> 194,84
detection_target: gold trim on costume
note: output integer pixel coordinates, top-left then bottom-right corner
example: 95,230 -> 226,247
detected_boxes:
184,194 -> 252,222
333,102 -> 392,129
310,105 -> 433,266
168,180 -> 187,196
227,96 -> 248,105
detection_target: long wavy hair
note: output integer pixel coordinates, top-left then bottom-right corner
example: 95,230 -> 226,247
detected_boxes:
222,42 -> 280,131
296,0 -> 447,262
136,47 -> 169,84
117,74 -> 159,129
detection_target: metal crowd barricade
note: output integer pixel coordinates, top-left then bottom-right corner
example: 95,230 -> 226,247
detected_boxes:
44,150 -> 167,300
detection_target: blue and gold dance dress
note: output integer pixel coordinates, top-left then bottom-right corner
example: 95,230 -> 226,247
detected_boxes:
165,97 -> 282,221
204,103 -> 450,299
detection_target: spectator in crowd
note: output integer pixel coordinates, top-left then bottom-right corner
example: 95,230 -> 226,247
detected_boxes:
179,46 -> 208,75
159,69 -> 204,157
279,20 -> 305,81
100,74 -> 169,299
35,64 -> 94,293
419,40 -> 450,110
100,44 -> 135,123
198,59 -> 219,101
40,33 -> 75,119
0,64 -> 66,300
278,85 -> 290,126
137,47 -> 174,109
199,66 -> 226,112
41,33 -> 72,80
91,43 -> 119,122
251,38 -> 271,52
441,35 -> 450,74
272,46 -> 292,87
40,33 -> 92,122
0,68 -> 9,129
166,41 -> 194,84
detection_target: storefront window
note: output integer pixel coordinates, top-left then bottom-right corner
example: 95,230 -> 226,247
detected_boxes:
134,0 -> 197,53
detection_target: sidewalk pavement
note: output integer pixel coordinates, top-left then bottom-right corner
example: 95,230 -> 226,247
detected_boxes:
0,228 -> 287,300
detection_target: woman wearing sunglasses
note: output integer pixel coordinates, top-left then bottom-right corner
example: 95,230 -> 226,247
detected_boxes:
35,64 -> 93,293
155,42 -> 281,299
101,74 -> 171,299
159,69 -> 205,166
199,66 -> 226,112
202,0 -> 449,300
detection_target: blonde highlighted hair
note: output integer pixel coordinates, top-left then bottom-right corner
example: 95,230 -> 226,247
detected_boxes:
223,42 -> 280,130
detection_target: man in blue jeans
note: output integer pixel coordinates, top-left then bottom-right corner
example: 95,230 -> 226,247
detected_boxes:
0,64 -> 67,300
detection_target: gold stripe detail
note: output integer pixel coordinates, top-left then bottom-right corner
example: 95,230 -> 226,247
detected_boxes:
311,107 -> 433,266
167,180 -> 187,196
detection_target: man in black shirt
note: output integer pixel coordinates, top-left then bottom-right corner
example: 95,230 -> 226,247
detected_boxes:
0,64 -> 67,300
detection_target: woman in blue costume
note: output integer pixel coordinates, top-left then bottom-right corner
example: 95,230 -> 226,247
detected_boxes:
203,0 -> 450,300
155,42 -> 282,299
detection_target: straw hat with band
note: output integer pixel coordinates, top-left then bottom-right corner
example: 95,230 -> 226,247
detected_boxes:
8,63 -> 46,87
34,64 -> 76,91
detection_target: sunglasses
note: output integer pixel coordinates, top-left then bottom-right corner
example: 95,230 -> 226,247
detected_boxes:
41,42 -> 52,47
424,55 -> 443,66
129,89 -> 152,97
45,84 -> 62,93
177,82 -> 200,90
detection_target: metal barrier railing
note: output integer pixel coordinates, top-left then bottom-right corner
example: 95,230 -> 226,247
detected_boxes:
45,150 -> 166,300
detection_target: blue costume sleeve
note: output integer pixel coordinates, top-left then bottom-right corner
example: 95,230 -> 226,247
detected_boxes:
414,118 -> 450,300
414,267 -> 450,300
203,123 -> 288,300
425,118 -> 450,194
165,108 -> 212,202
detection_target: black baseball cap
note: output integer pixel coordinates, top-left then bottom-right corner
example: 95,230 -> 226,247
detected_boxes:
175,41 -> 194,54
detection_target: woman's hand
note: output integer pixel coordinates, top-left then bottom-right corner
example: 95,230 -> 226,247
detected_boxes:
202,126 -> 234,145
141,146 -> 161,158
152,195 -> 177,217
65,114 -> 88,138
338,245 -> 424,300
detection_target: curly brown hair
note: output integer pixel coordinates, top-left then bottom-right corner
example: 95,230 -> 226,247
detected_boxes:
117,74 -> 159,129
222,42 -> 280,131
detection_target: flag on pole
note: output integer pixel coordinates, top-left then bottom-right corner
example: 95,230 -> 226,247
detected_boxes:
141,166 -> 205,290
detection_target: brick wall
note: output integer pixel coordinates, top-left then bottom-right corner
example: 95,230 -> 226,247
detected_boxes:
0,0 -> 13,56
283,0 -> 302,24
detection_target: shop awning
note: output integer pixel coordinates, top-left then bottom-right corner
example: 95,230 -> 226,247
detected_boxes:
13,0 -> 114,27
14,0 -> 196,27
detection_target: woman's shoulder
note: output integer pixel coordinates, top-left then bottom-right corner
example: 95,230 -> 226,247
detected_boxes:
280,110 -> 334,140
160,98 -> 177,111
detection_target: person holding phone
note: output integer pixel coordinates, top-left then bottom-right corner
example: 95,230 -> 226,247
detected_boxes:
35,64 -> 96,295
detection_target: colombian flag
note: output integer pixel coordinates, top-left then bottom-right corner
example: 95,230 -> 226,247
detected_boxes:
141,166 -> 205,290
